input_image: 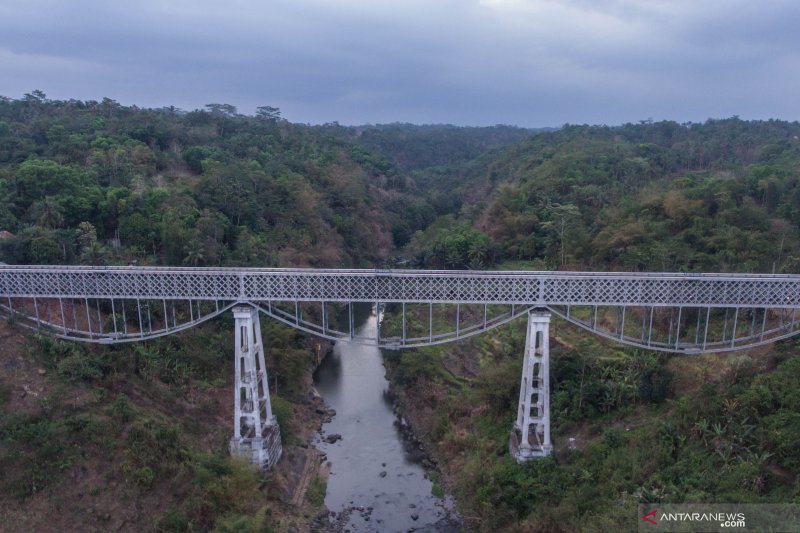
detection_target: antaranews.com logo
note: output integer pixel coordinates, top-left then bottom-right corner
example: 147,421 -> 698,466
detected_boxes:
638,504 -> 800,532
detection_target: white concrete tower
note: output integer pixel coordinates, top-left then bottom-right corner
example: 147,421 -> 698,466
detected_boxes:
511,309 -> 553,460
229,305 -> 282,470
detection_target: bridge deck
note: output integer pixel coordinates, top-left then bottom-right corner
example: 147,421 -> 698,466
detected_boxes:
1,266 -> 799,351
1,266 -> 799,308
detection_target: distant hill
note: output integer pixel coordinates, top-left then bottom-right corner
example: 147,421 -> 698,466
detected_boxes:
315,122 -> 547,172
402,119 -> 800,273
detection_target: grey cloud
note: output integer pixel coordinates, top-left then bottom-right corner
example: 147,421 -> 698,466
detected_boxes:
0,0 -> 799,126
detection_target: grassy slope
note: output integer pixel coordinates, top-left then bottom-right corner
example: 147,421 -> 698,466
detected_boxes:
0,316 -> 331,532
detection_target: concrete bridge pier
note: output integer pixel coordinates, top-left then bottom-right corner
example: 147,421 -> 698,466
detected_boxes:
230,305 -> 282,470
510,309 -> 552,461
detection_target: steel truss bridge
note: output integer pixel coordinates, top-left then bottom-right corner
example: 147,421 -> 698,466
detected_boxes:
2,266 -> 800,464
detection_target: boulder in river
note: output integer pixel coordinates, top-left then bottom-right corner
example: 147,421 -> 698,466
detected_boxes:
325,433 -> 342,443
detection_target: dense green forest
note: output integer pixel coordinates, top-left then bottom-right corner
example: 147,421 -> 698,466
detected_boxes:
406,119 -> 800,272
1,94 -> 798,274
1,93 -> 799,531
0,93 -> 421,268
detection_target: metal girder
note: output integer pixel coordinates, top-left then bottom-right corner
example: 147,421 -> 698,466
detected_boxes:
252,301 -> 533,349
1,266 -> 799,308
1,266 -> 799,353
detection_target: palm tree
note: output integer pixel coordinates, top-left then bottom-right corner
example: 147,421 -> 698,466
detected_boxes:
183,241 -> 205,266
30,197 -> 64,229
81,242 -> 108,265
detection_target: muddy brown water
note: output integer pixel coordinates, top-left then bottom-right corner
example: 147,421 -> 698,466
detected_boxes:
313,305 -> 459,532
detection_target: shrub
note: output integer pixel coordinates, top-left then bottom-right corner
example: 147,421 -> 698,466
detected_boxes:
602,427 -> 626,449
194,456 -> 259,518
0,377 -> 9,406
56,352 -> 104,381
109,394 -> 134,423
130,465 -> 155,487
391,350 -> 441,386
126,418 -> 189,474
270,396 -> 293,444
638,365 -> 673,403
307,474 -> 326,507
156,509 -> 189,532
474,358 -> 521,416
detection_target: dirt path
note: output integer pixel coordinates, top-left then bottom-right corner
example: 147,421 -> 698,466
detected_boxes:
291,448 -> 319,507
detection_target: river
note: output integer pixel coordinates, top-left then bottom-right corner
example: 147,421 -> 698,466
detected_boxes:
313,304 -> 459,532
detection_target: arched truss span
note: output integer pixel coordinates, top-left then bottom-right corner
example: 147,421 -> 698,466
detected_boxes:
0,296 -> 236,343
251,301 -> 536,349
254,301 -> 800,352
3,296 -> 800,353
548,304 -> 800,353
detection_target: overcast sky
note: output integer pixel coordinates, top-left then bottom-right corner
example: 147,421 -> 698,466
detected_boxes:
1,0 -> 799,127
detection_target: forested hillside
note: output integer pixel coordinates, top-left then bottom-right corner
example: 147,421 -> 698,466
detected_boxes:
5,95 -> 795,276
402,119 -> 800,273
0,94 -> 424,268
1,93 -> 800,532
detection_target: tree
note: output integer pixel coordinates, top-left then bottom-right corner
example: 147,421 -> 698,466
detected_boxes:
29,197 -> 64,229
427,226 -> 495,269
542,203 -> 581,267
119,212 -> 158,253
233,228 -> 275,266
23,90 -> 47,103
256,106 -> 281,122
76,221 -> 98,250
81,241 -> 108,265
205,103 -> 238,116
0,178 -> 18,229
195,209 -> 230,265
182,239 -> 205,266
15,159 -> 81,204
29,235 -> 61,263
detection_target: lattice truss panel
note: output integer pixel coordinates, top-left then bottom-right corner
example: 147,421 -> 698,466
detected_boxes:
1,266 -> 799,350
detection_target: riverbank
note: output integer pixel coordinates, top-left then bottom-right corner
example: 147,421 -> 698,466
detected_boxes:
269,340 -> 335,529
310,308 -> 461,531
384,378 -> 472,530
